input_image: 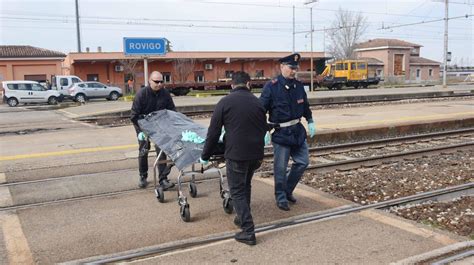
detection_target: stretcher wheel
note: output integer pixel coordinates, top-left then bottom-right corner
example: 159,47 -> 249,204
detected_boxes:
180,204 -> 190,222
220,188 -> 229,199
223,198 -> 233,214
155,187 -> 164,203
189,182 -> 197,198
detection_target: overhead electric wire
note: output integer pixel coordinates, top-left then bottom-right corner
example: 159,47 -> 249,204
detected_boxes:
378,14 -> 473,30
0,15 -> 294,32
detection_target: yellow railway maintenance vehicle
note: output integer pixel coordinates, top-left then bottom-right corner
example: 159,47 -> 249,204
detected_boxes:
321,60 -> 380,90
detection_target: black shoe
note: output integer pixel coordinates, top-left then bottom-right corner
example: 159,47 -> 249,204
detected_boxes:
233,216 -> 241,227
138,175 -> 148,189
234,231 -> 256,246
160,179 -> 175,190
277,202 -> 290,211
287,194 -> 297,204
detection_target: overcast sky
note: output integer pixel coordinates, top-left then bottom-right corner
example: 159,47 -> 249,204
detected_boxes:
1,0 -> 473,65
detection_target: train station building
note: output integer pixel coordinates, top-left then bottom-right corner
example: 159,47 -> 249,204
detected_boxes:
63,51 -> 327,91
354,38 -> 441,83
0,45 -> 66,84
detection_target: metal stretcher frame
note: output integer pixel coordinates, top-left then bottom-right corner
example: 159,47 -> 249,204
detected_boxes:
153,150 -> 233,222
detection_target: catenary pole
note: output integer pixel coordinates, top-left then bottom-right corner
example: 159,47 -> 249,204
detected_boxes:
443,0 -> 449,88
293,5 -> 295,53
75,0 -> 81,53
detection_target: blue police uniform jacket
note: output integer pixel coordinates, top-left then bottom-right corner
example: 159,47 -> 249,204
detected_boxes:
260,75 -> 313,147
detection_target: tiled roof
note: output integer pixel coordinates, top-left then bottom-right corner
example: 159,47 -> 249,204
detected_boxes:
67,51 -> 327,62
0,45 -> 66,58
357,57 -> 384,65
355,39 -> 422,49
409,56 -> 440,65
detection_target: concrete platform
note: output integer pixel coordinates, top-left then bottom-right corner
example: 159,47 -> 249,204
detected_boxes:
130,210 -> 462,264
0,177 -> 344,264
68,178 -> 466,264
55,85 -> 474,119
1,100 -> 472,173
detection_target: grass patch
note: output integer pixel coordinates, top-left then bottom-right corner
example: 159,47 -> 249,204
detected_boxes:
121,95 -> 135,101
420,220 -> 444,230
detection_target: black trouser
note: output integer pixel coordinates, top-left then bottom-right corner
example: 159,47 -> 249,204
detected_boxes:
226,158 -> 262,234
138,139 -> 171,183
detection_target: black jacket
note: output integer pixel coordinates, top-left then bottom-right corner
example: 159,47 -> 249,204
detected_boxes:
130,86 -> 176,133
201,87 -> 268,161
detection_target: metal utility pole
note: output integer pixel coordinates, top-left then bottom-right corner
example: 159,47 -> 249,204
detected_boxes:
443,0 -> 448,88
304,0 -> 318,91
144,57 -> 148,87
75,0 -> 82,53
292,5 -> 295,53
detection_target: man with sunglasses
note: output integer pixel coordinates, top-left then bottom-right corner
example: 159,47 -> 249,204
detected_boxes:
260,53 -> 316,211
131,71 -> 176,190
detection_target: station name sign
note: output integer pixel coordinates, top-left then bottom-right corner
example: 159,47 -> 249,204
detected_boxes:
123,37 -> 166,56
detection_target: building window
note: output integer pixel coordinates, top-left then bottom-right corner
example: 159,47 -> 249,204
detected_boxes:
376,69 -> 383,77
87,74 -> 99,81
429,69 -> 433,77
255,70 -> 264,78
195,71 -> 204,82
162,72 -> 171,83
24,74 -> 47,82
416,69 -> 421,78
225,70 -> 234,79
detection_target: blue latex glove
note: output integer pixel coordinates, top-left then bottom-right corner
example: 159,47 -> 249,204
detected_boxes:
137,131 -> 147,141
199,158 -> 209,166
264,132 -> 271,145
308,122 -> 316,138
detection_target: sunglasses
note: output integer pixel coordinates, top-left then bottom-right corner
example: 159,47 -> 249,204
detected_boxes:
152,80 -> 163,84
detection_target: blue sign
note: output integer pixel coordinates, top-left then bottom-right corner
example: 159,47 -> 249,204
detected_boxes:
123,38 -> 166,56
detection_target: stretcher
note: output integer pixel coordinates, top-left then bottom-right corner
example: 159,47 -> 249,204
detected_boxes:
138,110 -> 233,222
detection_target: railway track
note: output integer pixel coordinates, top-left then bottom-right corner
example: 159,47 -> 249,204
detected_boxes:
1,128 -> 472,212
78,182 -> 474,263
259,128 -> 474,173
75,95 -> 474,127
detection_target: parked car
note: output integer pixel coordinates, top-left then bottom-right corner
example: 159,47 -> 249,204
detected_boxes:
68,82 -> 123,103
51,75 -> 83,96
2,81 -> 63,107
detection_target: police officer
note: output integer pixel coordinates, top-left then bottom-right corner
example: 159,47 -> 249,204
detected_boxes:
130,71 -> 175,190
260,53 -> 316,211
200,71 -> 268,246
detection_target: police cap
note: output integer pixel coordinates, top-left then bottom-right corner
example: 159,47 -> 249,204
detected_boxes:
279,53 -> 301,69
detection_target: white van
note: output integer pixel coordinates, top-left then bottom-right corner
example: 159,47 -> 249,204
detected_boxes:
51,75 -> 83,96
2,81 -> 63,107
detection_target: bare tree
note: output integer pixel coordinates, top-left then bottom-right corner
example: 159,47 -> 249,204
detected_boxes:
173,58 -> 195,83
327,8 -> 368,59
118,59 -> 139,92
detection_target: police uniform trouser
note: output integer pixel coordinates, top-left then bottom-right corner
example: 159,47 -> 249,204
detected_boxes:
138,139 -> 171,182
226,159 -> 262,234
272,141 -> 309,203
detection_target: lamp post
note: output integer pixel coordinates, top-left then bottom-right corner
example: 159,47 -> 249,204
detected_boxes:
304,0 -> 318,91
